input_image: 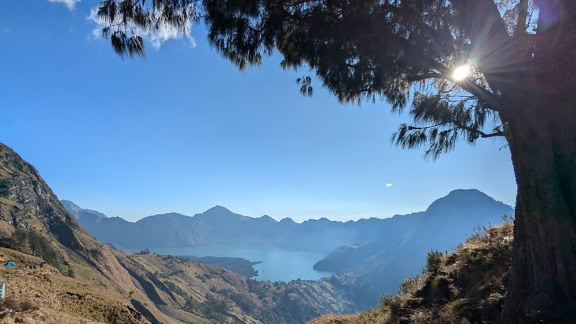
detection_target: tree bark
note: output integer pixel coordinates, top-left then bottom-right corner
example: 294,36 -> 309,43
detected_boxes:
500,103 -> 576,323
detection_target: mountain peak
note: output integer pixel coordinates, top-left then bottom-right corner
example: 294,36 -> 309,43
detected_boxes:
259,215 -> 277,222
205,205 -> 232,213
426,189 -> 512,214
279,217 -> 296,224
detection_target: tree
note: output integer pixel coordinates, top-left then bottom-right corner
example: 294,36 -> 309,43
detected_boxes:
94,0 -> 576,322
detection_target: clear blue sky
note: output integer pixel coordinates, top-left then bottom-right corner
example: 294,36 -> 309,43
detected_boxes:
0,0 -> 516,222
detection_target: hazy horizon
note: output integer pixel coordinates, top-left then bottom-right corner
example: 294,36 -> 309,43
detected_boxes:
62,188 -> 512,224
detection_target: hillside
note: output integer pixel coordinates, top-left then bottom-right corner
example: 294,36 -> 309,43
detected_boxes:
115,251 -> 355,323
0,143 -> 355,323
310,222 -> 514,324
314,189 -> 513,309
0,248 -> 148,323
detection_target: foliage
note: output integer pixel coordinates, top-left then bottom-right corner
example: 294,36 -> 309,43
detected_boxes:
90,0 -> 548,159
0,180 -> 9,197
10,229 -> 62,270
398,275 -> 421,296
425,250 -> 443,275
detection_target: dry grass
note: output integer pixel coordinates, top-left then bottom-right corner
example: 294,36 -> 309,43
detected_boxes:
310,223 -> 513,324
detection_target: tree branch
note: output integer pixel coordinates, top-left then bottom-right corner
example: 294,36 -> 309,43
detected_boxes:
423,61 -> 504,112
406,73 -> 444,82
515,0 -> 529,36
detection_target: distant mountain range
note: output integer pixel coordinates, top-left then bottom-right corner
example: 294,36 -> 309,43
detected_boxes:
62,189 -> 513,309
62,189 -> 513,255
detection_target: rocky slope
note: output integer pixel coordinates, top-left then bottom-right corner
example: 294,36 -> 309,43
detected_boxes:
0,143 -> 354,323
310,223 -> 514,324
115,251 -> 355,323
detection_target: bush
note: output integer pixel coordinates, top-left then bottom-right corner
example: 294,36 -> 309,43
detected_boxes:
425,250 -> 443,275
381,294 -> 402,319
0,180 -> 9,197
399,276 -> 420,296
431,275 -> 450,289
10,229 -> 62,270
0,297 -> 38,312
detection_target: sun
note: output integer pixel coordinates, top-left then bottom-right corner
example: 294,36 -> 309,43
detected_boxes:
452,64 -> 471,81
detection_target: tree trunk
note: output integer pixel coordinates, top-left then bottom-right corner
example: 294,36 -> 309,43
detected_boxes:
500,104 -> 576,323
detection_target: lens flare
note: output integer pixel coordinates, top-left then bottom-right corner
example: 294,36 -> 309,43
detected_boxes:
452,64 -> 471,81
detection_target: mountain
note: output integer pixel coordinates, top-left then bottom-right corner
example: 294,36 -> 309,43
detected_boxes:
60,199 -> 108,222
0,143 -> 354,323
64,190 -> 513,256
318,189 -> 513,309
63,187 -> 512,310
311,223 -> 515,324
0,143 -> 172,322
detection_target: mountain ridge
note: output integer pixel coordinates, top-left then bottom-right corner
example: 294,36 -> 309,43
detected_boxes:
64,188 -> 512,254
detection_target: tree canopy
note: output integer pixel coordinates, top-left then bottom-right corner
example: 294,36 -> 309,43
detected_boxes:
94,0 -> 550,158
95,1 -> 576,322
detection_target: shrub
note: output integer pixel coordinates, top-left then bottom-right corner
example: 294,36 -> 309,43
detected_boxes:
0,180 -> 9,197
425,250 -> 444,275
10,229 -> 61,269
0,297 -> 38,312
431,275 -> 450,289
399,275 -> 421,296
466,226 -> 484,243
381,294 -> 402,319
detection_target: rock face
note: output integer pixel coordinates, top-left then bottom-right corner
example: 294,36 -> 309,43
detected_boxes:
0,143 -> 172,323
0,145 -> 84,252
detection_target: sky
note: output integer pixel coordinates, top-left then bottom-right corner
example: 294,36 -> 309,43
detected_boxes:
0,0 -> 517,222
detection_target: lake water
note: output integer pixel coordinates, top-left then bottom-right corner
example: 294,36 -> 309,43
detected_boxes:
148,245 -> 334,282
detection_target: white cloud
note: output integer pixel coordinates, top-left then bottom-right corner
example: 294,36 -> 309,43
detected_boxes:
48,0 -> 80,10
385,183 -> 393,188
88,8 -> 196,50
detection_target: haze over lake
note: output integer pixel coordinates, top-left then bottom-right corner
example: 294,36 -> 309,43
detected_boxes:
148,245 -> 334,282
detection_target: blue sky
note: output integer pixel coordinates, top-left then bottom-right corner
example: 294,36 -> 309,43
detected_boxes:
0,0 -> 516,222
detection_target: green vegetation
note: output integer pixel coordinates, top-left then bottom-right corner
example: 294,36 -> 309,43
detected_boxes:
312,224 -> 513,324
0,180 -> 9,197
425,250 -> 443,276
9,229 -> 65,273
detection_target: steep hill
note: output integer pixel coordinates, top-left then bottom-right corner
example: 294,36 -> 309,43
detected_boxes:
0,143 -> 354,323
310,222 -> 514,324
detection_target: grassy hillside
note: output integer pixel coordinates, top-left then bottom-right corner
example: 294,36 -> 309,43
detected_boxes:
0,247 -> 148,323
310,222 -> 513,324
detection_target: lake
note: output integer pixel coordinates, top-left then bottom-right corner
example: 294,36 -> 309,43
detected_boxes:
148,245 -> 334,282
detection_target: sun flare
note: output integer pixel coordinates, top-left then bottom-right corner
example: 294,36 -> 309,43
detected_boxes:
452,64 -> 471,81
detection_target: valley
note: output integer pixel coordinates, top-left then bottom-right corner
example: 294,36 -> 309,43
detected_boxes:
0,142 -> 514,323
